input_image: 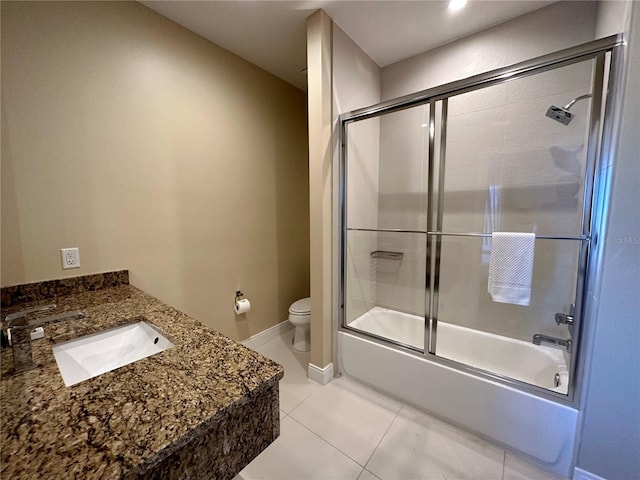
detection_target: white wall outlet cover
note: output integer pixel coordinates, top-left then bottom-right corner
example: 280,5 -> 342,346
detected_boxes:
60,247 -> 80,269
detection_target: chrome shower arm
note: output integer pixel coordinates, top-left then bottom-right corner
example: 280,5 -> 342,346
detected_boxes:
564,93 -> 592,110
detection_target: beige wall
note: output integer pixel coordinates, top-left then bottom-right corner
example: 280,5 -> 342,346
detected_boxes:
1,1 -> 309,341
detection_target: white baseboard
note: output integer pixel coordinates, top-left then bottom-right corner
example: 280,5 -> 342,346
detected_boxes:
308,362 -> 334,385
573,467 -> 607,480
241,320 -> 293,350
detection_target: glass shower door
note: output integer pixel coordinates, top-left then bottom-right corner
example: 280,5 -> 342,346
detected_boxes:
430,57 -> 603,394
343,104 -> 430,351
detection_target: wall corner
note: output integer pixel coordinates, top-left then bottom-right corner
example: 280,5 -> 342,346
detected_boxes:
307,9 -> 334,370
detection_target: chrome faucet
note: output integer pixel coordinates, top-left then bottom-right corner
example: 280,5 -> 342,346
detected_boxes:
4,303 -> 57,324
3,304 -> 85,373
532,333 -> 572,353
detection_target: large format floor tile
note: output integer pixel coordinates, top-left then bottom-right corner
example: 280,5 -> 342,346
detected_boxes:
245,329 -> 567,480
365,405 -> 505,480
290,375 -> 402,465
234,416 -> 363,480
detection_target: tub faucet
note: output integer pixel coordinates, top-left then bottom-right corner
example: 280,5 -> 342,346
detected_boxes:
532,334 -> 571,353
3,305 -> 85,373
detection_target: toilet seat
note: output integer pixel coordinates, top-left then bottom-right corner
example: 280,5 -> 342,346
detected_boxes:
289,297 -> 311,315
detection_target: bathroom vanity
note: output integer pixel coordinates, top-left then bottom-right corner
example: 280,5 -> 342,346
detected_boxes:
0,271 -> 283,479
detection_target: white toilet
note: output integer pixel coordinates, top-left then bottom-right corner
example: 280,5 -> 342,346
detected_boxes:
288,297 -> 311,352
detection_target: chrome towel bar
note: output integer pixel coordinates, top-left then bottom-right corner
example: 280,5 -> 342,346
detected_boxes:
347,227 -> 589,242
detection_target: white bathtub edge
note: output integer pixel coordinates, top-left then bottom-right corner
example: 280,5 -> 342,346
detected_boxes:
573,467 -> 608,480
338,330 -> 578,477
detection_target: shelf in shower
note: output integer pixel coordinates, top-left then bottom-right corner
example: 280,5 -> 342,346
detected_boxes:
370,250 -> 404,261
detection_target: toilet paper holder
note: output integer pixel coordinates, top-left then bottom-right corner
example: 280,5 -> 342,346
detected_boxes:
234,290 -> 251,315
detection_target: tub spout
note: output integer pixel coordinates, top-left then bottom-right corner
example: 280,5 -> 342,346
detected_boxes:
532,334 -> 571,353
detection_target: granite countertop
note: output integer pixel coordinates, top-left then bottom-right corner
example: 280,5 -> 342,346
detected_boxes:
0,282 -> 284,479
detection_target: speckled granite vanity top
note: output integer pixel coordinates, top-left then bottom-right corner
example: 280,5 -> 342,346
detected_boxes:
1,273 -> 284,479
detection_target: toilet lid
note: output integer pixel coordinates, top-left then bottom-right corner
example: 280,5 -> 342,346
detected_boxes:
290,297 -> 311,314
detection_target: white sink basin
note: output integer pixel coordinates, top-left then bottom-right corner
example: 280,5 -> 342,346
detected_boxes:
53,321 -> 173,386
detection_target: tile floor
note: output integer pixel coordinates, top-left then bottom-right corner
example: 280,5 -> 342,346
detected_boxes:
234,329 -> 567,480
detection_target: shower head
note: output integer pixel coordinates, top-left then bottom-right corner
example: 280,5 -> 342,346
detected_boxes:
546,105 -> 573,125
546,93 -> 593,125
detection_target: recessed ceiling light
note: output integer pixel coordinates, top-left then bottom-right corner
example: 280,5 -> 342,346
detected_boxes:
449,0 -> 468,12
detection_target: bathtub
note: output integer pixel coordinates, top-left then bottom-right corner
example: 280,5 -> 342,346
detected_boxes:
339,307 -> 578,476
348,307 -> 570,394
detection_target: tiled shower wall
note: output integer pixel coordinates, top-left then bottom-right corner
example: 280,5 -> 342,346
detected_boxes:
345,118 -> 380,321
375,106 -> 429,315
332,25 -> 381,323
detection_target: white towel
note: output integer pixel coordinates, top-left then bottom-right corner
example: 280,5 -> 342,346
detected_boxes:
488,232 -> 535,306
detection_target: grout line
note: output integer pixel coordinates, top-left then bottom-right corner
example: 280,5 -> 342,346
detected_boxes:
288,415 -> 363,467
266,331 -> 393,474
358,467 -> 382,480
285,389 -> 317,416
285,381 -> 403,472
362,402 -> 404,470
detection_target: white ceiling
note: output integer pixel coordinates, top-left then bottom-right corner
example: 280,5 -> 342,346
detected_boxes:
141,1 -> 557,91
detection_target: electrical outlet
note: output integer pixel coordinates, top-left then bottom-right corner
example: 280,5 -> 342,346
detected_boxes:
60,248 -> 80,269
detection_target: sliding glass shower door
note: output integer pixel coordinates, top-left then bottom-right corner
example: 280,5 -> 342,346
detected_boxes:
340,39 -> 615,398
432,59 -> 600,394
344,104 -> 430,350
